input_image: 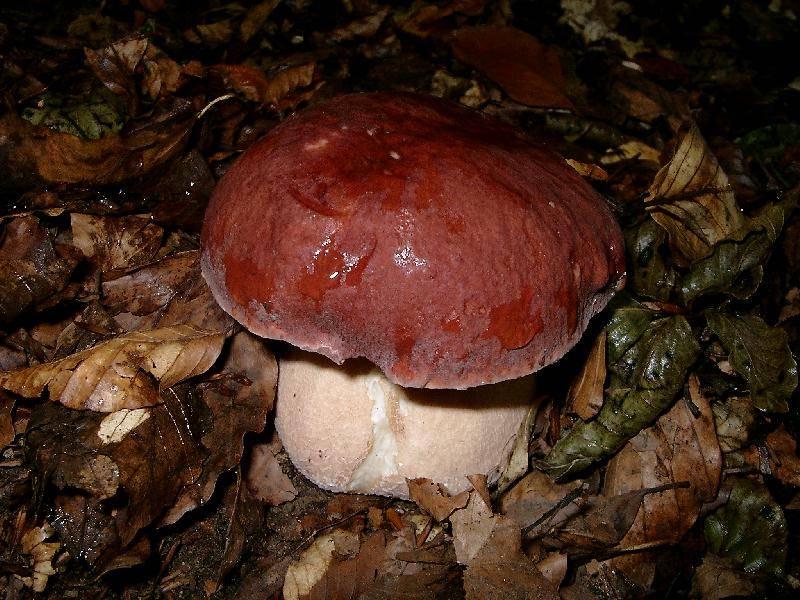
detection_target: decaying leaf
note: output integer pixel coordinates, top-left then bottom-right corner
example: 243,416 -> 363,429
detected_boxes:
0,217 -> 75,323
451,26 -> 573,109
0,325 -> 226,411
212,62 -> 316,108
691,554 -> 757,600
602,376 -> 721,589
706,311 -> 798,412
624,219 -> 678,302
394,0 -> 489,38
282,529 -> 360,600
71,213 -> 163,275
500,470 -> 583,530
162,331 -> 276,524
704,478 -> 787,578
84,36 -> 148,114
496,406 -> 536,493
542,299 -> 700,478
645,124 -> 745,263
764,426 -> 800,487
16,522 -> 59,593
712,395 -> 756,452
450,488 -> 496,565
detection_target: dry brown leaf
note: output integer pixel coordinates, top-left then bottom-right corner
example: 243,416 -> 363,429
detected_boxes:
212,63 -> 315,108
645,124 -> 745,263
450,488 -> 496,565
565,330 -> 606,420
765,426 -> 800,487
16,523 -> 59,593
246,433 -> 297,505
84,36 -> 148,114
496,405 -> 535,494
565,159 -> 610,181
536,552 -> 568,588
71,214 -> 163,276
712,395 -> 755,452
327,8 -> 390,43
499,470 -> 582,529
407,478 -> 470,522
602,376 -> 722,589
451,26 -> 573,109
0,325 -> 225,411
0,393 -> 14,447
463,517 -> 559,600
283,529 -> 361,600
395,0 -> 489,38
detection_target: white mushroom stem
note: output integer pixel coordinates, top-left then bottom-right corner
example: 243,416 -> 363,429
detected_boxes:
275,350 -> 537,499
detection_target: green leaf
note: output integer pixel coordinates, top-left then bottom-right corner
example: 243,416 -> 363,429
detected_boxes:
540,299 -> 700,478
624,219 -> 678,302
706,311 -> 798,412
704,478 -> 787,577
21,88 -> 126,140
679,203 -> 786,303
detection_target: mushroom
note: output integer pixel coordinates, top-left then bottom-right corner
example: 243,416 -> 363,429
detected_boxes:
201,92 -> 625,498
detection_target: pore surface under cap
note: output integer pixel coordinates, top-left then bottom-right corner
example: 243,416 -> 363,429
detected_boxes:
202,92 -> 625,388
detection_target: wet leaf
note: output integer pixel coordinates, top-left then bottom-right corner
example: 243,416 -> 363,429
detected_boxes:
706,311 -> 798,412
52,494 -> 122,566
712,396 -> 756,452
239,0 -> 280,43
212,62 -> 315,108
704,478 -> 787,577
645,124 -> 745,263
84,36 -> 148,115
451,26 -> 573,109
624,219 -> 678,302
16,522 -> 59,593
542,299 -> 700,478
0,325 -> 226,411
0,217 -> 75,323
602,376 -> 721,589
71,213 -> 163,276
22,88 -> 126,139
680,203 -> 786,303
161,331 -> 276,524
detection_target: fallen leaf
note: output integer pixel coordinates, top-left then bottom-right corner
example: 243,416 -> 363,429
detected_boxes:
500,470 -> 583,530
463,517 -> 559,600
542,298 -> 700,478
712,396 -> 756,452
71,213 -> 163,276
212,62 -> 315,108
283,529 -> 361,600
394,0 -> 489,38
559,0 -> 644,58
602,376 -> 721,589
246,433 -> 298,505
450,489 -> 495,565
645,124 -> 745,263
16,522 -> 59,593
0,217 -> 75,323
407,478 -> 469,522
52,494 -> 122,566
706,310 -> 798,412
565,330 -> 606,420
239,0 -> 280,43
691,554 -> 757,600
84,36 -> 148,115
536,552 -> 568,588
101,251 -> 199,316
496,406 -> 536,494
704,478 -> 787,578
0,325 -> 226,411
326,8 -> 390,43
162,331 -> 276,524
764,426 -> 800,487
451,26 -> 572,109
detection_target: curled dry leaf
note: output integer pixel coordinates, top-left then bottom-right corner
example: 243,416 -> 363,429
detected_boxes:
239,0 -> 280,43
764,426 -> 800,487
0,325 -> 226,411
565,330 -> 606,420
394,0 -> 489,38
645,124 -> 745,263
71,213 -> 163,276
451,26 -> 573,110
407,478 -> 469,522
602,376 -> 722,589
282,529 -> 360,600
0,217 -> 75,324
326,8 -> 390,43
496,407 -> 536,494
212,62 -> 315,108
16,523 -> 59,593
246,433 -> 297,506
84,36 -> 148,114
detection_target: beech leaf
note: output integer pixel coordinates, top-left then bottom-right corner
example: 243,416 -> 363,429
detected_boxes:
645,124 -> 745,263
0,325 -> 226,411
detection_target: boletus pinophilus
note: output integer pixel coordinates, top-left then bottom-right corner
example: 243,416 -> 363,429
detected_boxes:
201,92 -> 625,498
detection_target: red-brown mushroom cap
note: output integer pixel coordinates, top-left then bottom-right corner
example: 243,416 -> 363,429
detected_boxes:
201,92 -> 625,389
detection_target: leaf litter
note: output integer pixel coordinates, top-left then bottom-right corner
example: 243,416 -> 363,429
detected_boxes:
0,1 -> 798,598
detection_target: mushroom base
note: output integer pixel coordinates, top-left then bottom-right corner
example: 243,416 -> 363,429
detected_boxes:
275,350 -> 537,499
